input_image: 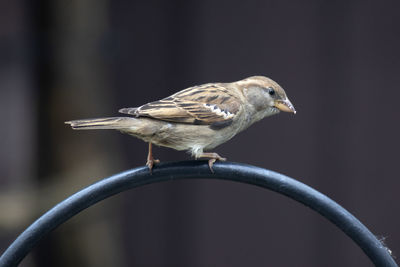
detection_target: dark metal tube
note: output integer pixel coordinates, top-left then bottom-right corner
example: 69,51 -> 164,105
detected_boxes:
0,161 -> 396,266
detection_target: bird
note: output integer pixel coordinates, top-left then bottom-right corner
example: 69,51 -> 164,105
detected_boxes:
65,76 -> 296,172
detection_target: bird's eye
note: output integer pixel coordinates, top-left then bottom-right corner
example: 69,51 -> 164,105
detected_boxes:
266,87 -> 275,96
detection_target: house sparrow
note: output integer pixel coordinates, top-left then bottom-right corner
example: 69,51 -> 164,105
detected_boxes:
65,76 -> 295,172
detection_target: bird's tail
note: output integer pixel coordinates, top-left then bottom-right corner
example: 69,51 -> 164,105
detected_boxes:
65,117 -> 139,130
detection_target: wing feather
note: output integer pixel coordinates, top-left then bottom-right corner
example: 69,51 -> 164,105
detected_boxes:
119,84 -> 242,126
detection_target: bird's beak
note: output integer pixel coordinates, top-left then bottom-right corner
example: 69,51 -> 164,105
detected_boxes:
274,99 -> 296,114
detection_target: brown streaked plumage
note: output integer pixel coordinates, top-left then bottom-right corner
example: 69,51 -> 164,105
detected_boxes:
65,76 -> 296,172
118,83 -> 241,126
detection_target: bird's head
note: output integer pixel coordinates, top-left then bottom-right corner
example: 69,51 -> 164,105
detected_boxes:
238,76 -> 296,116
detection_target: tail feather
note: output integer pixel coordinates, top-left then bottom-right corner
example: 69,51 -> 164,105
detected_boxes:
65,117 -> 138,130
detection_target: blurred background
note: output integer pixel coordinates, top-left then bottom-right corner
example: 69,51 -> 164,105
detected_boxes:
1,0 -> 399,266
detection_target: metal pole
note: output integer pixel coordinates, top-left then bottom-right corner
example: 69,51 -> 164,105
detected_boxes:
0,161 -> 396,267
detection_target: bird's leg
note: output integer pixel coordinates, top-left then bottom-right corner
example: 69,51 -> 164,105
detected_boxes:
196,152 -> 226,173
146,142 -> 160,173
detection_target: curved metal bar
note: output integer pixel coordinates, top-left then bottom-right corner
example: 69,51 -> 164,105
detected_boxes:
0,161 -> 397,267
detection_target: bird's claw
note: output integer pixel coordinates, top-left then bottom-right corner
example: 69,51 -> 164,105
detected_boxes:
146,158 -> 160,174
208,156 -> 226,173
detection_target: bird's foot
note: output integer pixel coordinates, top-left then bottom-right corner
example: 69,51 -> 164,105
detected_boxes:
197,152 -> 226,173
146,142 -> 160,174
146,157 -> 160,173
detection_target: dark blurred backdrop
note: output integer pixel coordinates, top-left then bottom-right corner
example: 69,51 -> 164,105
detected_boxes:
1,0 -> 399,266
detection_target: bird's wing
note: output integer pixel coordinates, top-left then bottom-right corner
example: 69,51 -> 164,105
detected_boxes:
119,84 -> 242,127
